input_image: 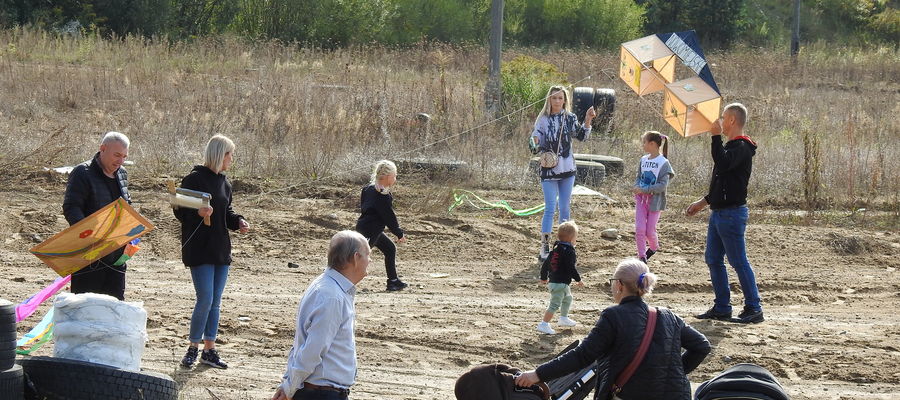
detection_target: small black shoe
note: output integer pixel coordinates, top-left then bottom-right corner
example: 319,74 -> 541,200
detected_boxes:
736,307 -> 765,324
200,348 -> 228,369
181,346 -> 198,367
639,257 -> 647,263
695,307 -> 732,320
386,279 -> 408,292
645,249 -> 656,260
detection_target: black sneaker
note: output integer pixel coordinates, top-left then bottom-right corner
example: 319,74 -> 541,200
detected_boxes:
200,348 -> 228,369
645,249 -> 656,260
181,346 -> 198,367
736,307 -> 765,324
639,257 -> 647,263
695,307 -> 732,320
386,279 -> 408,292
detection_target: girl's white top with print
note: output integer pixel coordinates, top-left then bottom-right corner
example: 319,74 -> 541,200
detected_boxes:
638,154 -> 668,187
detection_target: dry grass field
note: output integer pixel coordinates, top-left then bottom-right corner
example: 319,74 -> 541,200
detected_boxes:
0,29 -> 898,399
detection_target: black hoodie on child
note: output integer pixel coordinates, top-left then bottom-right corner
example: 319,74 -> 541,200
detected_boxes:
540,241 -> 581,284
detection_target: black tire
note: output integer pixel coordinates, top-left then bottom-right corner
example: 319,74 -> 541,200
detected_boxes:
572,87 -> 596,124
528,158 -> 606,186
0,299 -> 15,315
394,158 -> 471,181
16,356 -> 178,400
0,340 -> 17,370
575,160 -> 606,186
0,364 -> 24,400
573,153 -> 625,176
572,87 -> 616,134
0,329 -> 17,342
0,312 -> 16,329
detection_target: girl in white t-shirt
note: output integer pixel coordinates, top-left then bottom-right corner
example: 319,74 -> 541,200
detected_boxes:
633,131 -> 674,262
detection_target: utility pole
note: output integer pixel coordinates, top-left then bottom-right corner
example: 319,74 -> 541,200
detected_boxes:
485,0 -> 503,117
791,0 -> 801,60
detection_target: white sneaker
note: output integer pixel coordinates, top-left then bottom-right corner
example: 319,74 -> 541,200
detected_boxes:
536,322 -> 556,335
558,316 -> 578,327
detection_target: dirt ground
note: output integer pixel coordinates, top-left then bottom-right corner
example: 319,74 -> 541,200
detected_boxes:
2,171 -> 899,400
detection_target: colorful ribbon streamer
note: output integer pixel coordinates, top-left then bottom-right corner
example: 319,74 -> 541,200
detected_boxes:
448,189 -> 545,216
15,308 -> 55,355
15,275 -> 71,323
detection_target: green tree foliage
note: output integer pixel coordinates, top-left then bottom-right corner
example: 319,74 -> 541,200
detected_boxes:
638,0 -> 745,47
504,0 -> 644,48
0,0 -> 895,47
500,55 -> 568,114
384,0 -> 487,44
231,0 -> 388,47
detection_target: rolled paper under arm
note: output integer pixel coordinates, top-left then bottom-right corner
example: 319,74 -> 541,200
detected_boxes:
170,189 -> 212,226
170,193 -> 207,209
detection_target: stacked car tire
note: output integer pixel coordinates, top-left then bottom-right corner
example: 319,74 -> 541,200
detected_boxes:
0,298 -> 24,400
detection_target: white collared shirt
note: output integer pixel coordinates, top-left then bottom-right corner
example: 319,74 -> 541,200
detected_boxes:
280,267 -> 357,398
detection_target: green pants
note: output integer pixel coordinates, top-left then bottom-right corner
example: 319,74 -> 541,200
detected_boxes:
546,283 -> 573,316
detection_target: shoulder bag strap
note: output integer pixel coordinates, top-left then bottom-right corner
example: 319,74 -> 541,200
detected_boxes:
611,306 -> 658,395
555,114 -> 564,154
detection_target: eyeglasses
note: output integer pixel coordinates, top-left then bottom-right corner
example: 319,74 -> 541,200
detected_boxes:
608,278 -> 621,285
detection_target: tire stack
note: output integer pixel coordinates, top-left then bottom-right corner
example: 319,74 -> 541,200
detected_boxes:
529,157 -> 607,186
0,298 -> 24,400
17,356 -> 178,400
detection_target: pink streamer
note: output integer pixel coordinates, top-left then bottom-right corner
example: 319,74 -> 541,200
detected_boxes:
15,275 -> 71,323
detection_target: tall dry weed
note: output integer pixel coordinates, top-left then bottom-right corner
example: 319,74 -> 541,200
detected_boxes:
0,28 -> 897,212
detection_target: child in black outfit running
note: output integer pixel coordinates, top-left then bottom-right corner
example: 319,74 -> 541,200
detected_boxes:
356,160 -> 408,291
537,221 -> 584,335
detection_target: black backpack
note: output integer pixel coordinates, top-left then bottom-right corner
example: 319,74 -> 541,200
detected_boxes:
694,363 -> 790,400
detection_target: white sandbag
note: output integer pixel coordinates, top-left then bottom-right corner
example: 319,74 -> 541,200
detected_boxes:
52,292 -> 148,371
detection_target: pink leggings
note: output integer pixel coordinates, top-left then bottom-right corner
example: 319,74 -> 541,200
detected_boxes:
635,194 -> 661,259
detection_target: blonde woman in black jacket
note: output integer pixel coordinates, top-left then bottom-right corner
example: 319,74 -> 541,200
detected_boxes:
175,135 -> 249,370
516,259 -> 711,399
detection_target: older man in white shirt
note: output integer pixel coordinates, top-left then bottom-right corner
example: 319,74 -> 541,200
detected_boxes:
272,230 -> 371,400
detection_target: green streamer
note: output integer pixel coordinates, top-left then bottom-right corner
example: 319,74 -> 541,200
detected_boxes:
448,189 -> 544,216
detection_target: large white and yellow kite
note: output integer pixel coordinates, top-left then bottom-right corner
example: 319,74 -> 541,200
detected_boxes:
620,30 -> 722,137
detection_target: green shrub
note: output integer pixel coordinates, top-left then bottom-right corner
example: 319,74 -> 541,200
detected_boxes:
505,0 -> 644,48
500,55 -> 568,114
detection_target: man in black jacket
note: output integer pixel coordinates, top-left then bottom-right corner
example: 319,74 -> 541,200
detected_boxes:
687,103 -> 764,324
62,132 -> 132,300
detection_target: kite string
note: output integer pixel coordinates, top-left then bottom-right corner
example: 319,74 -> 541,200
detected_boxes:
252,73 -> 596,199
597,68 -> 670,123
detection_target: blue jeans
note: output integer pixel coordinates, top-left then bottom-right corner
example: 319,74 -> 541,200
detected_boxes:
189,264 -> 230,343
705,206 -> 761,312
541,175 -> 576,233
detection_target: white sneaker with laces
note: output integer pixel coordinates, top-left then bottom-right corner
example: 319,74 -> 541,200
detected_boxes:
536,322 -> 556,335
558,316 -> 578,327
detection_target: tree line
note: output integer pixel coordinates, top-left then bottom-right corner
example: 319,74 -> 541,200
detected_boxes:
0,0 -> 896,48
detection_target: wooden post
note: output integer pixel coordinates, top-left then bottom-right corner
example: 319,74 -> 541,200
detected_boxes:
791,0 -> 801,60
485,0 -> 503,116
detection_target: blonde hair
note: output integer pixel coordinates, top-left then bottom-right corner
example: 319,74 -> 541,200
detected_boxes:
613,258 -> 658,297
558,220 -> 579,241
535,85 -> 570,124
204,135 -> 236,173
370,160 -> 397,184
